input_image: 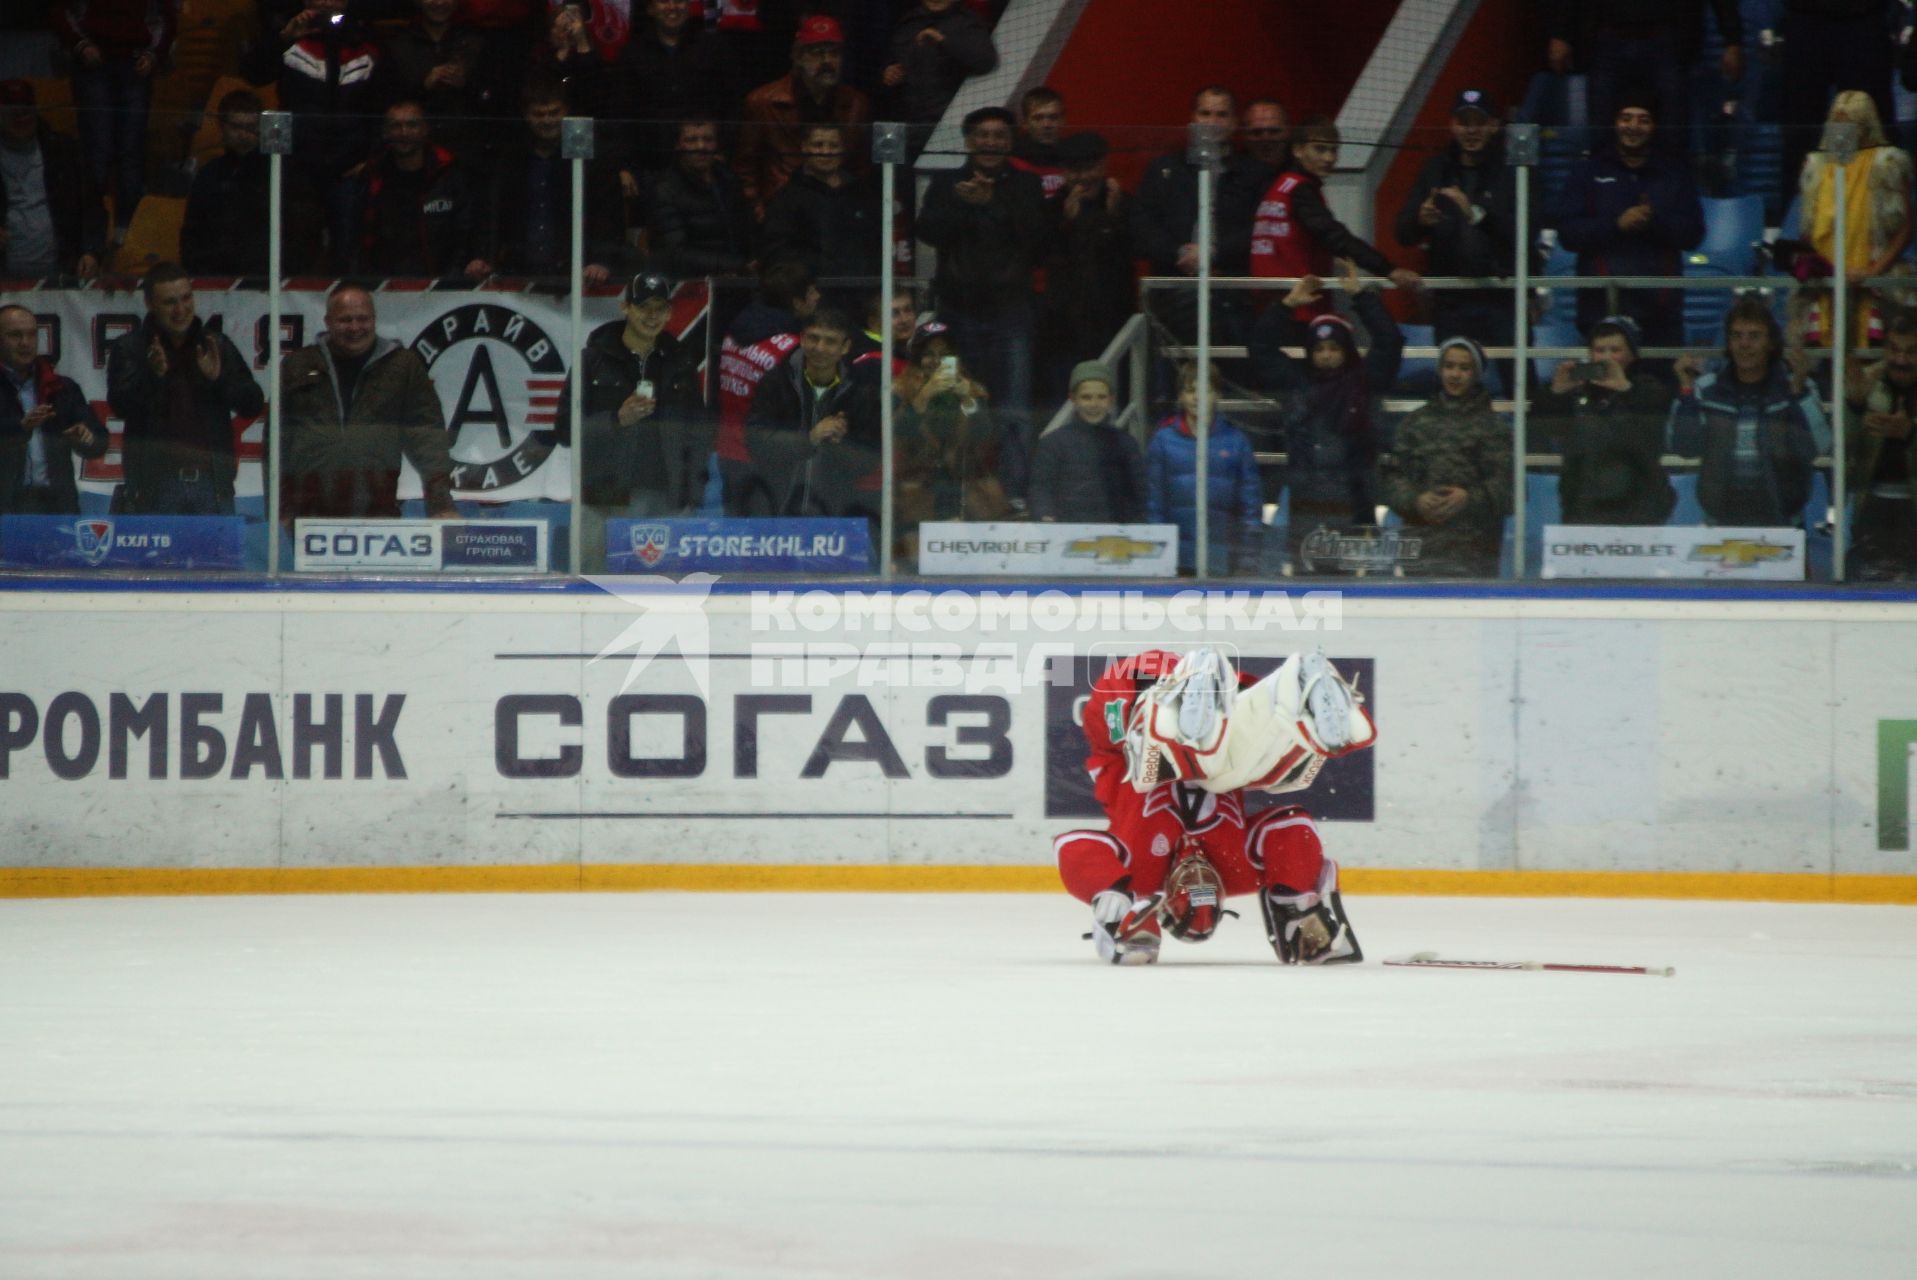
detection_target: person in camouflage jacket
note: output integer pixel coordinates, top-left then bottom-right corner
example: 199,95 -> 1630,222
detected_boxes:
1383,336 -> 1513,576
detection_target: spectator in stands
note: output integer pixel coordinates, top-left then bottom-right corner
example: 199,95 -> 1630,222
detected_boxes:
1843,306 -> 1917,578
528,2 -> 613,121
183,89 -> 324,276
894,318 -> 1006,559
1383,336 -> 1513,577
746,306 -> 882,519
1239,97 -> 1291,188
1670,295 -> 1826,527
918,105 -> 1049,426
1133,87 -> 1269,344
648,117 -> 755,278
852,284 -> 917,362
0,302 -> 106,516
1789,91 -> 1911,353
1251,116 -> 1421,320
1545,1 -> 1743,154
1146,361 -> 1264,575
1538,314 -> 1677,526
52,0 -> 179,244
761,123 -> 882,284
1036,132 -> 1132,404
468,79 -> 626,282
1250,270 -> 1406,571
0,80 -> 103,280
615,0 -> 740,175
279,283 -> 458,521
552,271 -> 708,568
1779,0 -> 1899,196
106,263 -> 264,516
881,0 -> 999,127
716,260 -> 819,514
248,0 -> 384,270
1011,85 -> 1067,196
739,15 -> 871,213
1394,88 -> 1526,393
1550,86 -> 1703,352
354,102 -> 480,279
378,0 -> 483,136
1029,361 -> 1146,524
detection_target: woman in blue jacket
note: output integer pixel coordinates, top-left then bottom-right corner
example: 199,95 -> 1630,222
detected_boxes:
1147,362 -> 1265,574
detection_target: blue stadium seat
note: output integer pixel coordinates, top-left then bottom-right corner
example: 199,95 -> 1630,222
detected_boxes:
1695,195 -> 1766,274
1532,320 -> 1583,385
1523,472 -> 1563,577
1396,323 -> 1438,396
1733,123 -> 1787,217
1682,263 -> 1740,345
1538,240 -> 1579,333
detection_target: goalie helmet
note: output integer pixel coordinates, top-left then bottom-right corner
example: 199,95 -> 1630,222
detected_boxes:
1158,846 -> 1229,943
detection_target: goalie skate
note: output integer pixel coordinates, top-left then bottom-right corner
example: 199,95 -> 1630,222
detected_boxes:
1259,861 -> 1363,965
1087,887 -> 1163,965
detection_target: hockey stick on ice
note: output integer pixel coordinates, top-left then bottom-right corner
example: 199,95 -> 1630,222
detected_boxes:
1384,950 -> 1675,977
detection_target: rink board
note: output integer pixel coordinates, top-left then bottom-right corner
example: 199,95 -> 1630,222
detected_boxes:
2,585 -> 1916,899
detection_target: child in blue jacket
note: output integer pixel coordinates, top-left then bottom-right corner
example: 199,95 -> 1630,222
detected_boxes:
1147,362 -> 1265,574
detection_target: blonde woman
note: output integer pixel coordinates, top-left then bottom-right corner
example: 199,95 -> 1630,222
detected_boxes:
1792,92 -> 1913,351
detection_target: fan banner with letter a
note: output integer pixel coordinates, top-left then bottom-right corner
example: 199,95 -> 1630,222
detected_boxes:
22,282 -> 710,507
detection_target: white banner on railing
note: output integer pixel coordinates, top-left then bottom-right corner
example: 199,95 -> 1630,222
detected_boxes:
916,522 -> 1180,576
292,520 -> 549,572
1541,526 -> 1806,580
23,284 -> 704,506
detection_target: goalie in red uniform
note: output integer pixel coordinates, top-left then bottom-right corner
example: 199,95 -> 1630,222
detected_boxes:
1055,647 -> 1376,965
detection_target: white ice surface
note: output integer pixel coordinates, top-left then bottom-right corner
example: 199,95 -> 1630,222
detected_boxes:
1,893 -> 1915,1279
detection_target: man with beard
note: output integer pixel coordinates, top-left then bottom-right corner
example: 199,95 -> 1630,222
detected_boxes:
738,15 -> 870,214
1550,87 -> 1703,353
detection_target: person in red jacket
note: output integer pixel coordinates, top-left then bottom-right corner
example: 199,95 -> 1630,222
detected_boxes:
1250,117 -> 1420,319
1055,646 -> 1374,966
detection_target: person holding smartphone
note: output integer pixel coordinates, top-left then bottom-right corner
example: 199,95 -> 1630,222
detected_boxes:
893,319 -> 1005,561
1537,314 -> 1676,527
549,272 -> 708,570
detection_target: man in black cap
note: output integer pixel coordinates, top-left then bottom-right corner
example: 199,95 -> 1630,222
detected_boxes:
0,80 -> 103,280
1395,89 -> 1528,395
1549,87 -> 1703,353
550,272 -> 708,570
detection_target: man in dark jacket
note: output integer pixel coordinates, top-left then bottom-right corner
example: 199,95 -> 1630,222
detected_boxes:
648,118 -> 755,279
1549,87 -> 1704,351
376,0 -> 484,149
0,302 -> 107,515
615,0 -> 741,175
246,0 -> 384,268
0,81 -> 103,280
1395,89 -> 1527,392
354,102 -> 480,279
1131,87 -> 1270,344
551,272 -> 708,569
1669,296 -> 1826,527
918,106 -> 1051,427
1537,314 -> 1677,526
1841,305 -> 1917,580
746,307 -> 881,520
738,15 -> 870,212
181,89 -> 325,276
881,0 -> 999,127
761,123 -> 882,284
1036,132 -> 1132,405
106,264 -> 265,515
717,262 -> 819,515
467,80 -> 627,283
278,284 -> 457,522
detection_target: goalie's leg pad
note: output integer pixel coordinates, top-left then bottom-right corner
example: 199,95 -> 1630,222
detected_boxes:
1247,805 -> 1326,896
1089,882 -> 1162,965
1259,859 -> 1362,965
1055,830 -> 1131,904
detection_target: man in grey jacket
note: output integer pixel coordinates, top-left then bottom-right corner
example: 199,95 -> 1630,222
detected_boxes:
278,285 -> 458,522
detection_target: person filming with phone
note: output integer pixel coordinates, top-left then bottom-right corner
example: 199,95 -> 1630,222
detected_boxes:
1538,313 -> 1676,527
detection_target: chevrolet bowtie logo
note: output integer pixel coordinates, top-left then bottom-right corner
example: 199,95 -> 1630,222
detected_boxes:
1065,535 -> 1163,564
1690,539 -> 1793,568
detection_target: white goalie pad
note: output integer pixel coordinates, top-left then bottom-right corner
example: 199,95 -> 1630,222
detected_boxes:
1126,650 -> 1376,795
